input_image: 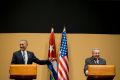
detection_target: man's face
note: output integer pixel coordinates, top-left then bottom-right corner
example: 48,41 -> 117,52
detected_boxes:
19,41 -> 28,51
92,50 -> 100,59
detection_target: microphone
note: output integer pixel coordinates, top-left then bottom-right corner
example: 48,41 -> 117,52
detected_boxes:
93,58 -> 98,64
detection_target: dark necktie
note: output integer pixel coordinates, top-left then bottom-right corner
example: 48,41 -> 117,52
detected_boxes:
94,58 -> 98,64
23,51 -> 25,64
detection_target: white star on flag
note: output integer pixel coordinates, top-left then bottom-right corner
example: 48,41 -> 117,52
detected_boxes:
50,45 -> 54,53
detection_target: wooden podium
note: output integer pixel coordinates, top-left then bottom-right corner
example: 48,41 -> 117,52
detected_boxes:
9,64 -> 37,80
87,65 -> 115,80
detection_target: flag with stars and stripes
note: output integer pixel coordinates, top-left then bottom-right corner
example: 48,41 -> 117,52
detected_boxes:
58,28 -> 69,80
48,28 -> 58,80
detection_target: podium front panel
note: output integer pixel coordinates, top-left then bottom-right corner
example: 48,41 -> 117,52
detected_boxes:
88,65 -> 115,77
9,64 -> 37,79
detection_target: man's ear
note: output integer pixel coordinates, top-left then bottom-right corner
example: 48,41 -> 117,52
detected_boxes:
26,43 -> 28,46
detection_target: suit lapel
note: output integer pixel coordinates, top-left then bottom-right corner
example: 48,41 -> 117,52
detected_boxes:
18,51 -> 25,64
90,57 -> 96,64
27,51 -> 30,64
99,58 -> 102,64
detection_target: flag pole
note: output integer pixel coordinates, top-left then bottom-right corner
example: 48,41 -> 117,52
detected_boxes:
51,24 -> 54,33
51,27 -> 54,33
63,26 -> 66,32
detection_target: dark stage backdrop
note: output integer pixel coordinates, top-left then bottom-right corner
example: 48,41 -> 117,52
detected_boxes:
0,0 -> 120,34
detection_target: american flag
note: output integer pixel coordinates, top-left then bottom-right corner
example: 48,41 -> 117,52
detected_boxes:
58,29 -> 69,80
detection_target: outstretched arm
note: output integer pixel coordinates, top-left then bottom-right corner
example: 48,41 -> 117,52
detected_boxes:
32,53 -> 50,65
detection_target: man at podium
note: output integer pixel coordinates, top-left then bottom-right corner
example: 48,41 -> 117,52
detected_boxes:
84,48 -> 106,76
11,40 -> 50,65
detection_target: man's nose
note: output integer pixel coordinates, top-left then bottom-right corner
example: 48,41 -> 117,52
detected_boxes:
97,54 -> 99,56
20,45 -> 23,47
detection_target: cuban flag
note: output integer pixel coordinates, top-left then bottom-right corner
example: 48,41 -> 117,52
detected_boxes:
48,28 -> 58,80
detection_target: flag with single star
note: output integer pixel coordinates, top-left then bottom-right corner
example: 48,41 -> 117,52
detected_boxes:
48,28 -> 58,80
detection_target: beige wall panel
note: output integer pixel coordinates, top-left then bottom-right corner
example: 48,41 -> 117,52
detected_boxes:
0,33 -> 120,80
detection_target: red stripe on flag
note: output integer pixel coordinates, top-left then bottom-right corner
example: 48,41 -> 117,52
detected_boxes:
63,56 -> 69,72
58,66 -> 66,80
59,58 -> 69,80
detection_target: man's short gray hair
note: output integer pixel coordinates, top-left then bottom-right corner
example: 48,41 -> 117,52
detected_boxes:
92,48 -> 100,52
20,40 -> 28,44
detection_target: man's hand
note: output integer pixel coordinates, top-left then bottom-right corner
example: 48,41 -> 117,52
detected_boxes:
49,58 -> 56,62
85,70 -> 88,76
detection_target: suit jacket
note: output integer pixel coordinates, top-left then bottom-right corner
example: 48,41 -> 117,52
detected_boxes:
84,56 -> 106,76
11,50 -> 50,65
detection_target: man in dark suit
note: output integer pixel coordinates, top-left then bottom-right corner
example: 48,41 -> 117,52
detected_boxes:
84,48 -> 106,76
11,40 -> 50,65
